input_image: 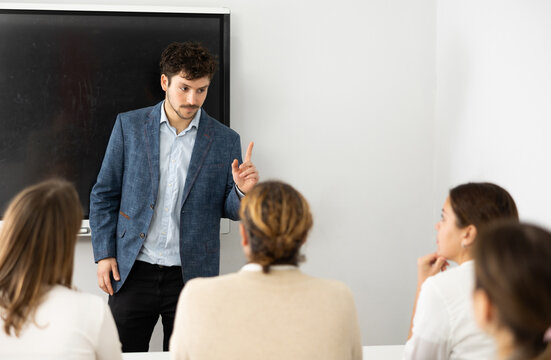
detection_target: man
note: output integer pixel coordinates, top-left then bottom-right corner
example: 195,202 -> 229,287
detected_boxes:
90,42 -> 259,352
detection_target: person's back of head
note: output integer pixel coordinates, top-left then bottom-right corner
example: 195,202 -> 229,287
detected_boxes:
449,182 -> 519,230
0,178 -> 82,337
239,180 -> 313,273
474,222 -> 551,360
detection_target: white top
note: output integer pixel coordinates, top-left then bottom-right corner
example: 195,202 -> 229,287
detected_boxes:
403,261 -> 495,360
0,285 -> 122,360
240,263 -> 298,272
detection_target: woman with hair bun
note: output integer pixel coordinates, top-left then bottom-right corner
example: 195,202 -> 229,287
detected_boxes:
473,222 -> 551,360
170,180 -> 362,360
404,182 -> 519,360
0,179 -> 122,359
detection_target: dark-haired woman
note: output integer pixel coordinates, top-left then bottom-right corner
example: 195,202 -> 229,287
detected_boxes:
404,182 -> 518,359
0,179 -> 122,359
473,222 -> 551,360
169,181 -> 362,360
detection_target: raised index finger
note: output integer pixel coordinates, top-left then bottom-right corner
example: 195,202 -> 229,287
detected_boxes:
244,141 -> 254,163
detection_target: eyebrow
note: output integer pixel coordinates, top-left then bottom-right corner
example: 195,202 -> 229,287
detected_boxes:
179,82 -> 209,90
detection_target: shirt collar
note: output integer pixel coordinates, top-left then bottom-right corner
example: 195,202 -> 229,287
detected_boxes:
160,100 -> 201,131
240,263 -> 298,272
461,259 -> 474,267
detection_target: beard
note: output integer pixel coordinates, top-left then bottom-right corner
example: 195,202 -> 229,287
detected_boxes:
175,105 -> 199,121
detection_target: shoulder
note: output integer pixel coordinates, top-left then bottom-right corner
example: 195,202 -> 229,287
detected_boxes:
414,263 -> 474,329
426,261 -> 474,296
117,102 -> 161,123
304,275 -> 358,313
258,270 -> 357,304
177,273 -> 240,309
183,272 -> 242,294
183,271 -> 354,295
301,274 -> 355,297
201,110 -> 239,139
35,286 -> 110,332
46,286 -> 106,311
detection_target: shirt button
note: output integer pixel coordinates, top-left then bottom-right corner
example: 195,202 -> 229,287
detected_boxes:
140,233 -> 145,239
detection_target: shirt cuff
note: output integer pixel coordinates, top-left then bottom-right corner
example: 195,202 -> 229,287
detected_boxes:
235,185 -> 245,199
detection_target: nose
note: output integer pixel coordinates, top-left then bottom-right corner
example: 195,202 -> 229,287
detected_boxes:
186,91 -> 196,105
435,222 -> 440,230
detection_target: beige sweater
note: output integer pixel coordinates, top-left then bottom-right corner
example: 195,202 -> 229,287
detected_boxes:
170,268 -> 362,360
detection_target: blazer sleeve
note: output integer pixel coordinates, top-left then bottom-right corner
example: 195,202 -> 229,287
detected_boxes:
90,114 -> 125,262
222,134 -> 242,221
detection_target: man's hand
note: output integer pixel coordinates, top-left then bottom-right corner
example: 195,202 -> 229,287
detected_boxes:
416,252 -> 449,287
232,141 -> 259,194
97,257 -> 120,296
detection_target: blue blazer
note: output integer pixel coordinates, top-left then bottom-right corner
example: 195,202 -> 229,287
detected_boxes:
90,102 -> 242,293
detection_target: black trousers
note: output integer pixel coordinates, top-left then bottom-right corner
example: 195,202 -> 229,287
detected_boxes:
108,260 -> 184,352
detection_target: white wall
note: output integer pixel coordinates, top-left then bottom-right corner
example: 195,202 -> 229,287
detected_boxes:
16,0 -> 438,349
434,0 -> 551,227
13,0 -> 551,352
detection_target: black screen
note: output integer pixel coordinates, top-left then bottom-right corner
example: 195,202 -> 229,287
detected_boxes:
0,9 -> 230,218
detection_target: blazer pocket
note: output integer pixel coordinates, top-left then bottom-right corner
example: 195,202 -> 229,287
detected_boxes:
117,211 -> 128,239
117,227 -> 126,239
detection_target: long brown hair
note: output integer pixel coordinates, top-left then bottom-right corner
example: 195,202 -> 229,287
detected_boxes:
0,179 -> 82,336
449,182 -> 519,229
474,222 -> 551,360
239,181 -> 313,273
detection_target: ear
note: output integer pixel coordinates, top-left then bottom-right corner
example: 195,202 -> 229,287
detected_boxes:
160,74 -> 169,91
239,223 -> 251,258
462,224 -> 477,248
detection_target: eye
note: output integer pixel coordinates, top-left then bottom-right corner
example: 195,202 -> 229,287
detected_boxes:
197,88 -> 206,94
179,87 -> 188,92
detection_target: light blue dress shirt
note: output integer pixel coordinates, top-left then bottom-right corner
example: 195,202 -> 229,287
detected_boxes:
137,103 -> 200,266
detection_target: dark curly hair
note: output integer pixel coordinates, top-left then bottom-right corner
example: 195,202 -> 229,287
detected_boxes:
159,41 -> 217,82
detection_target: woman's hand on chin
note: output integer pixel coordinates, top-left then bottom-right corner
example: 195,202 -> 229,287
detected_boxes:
416,252 -> 449,286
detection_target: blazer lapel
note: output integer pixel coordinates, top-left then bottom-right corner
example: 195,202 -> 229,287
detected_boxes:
143,102 -> 162,204
182,110 -> 213,205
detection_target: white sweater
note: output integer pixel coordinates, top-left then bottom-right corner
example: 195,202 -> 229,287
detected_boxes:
0,285 -> 122,360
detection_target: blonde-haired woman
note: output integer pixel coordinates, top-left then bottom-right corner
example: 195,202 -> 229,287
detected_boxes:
0,179 -> 122,359
170,180 -> 362,360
